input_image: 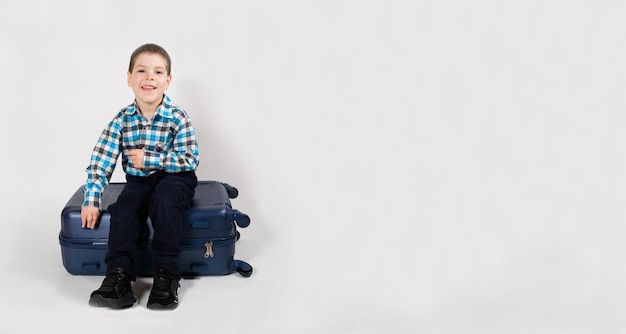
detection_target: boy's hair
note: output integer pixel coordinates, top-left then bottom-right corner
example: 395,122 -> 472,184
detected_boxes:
128,43 -> 172,75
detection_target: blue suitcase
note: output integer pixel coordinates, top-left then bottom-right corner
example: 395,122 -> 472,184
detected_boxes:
59,181 -> 252,278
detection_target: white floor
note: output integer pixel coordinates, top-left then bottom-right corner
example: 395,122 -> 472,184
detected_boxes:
3,209 -> 422,334
1,191 -> 624,334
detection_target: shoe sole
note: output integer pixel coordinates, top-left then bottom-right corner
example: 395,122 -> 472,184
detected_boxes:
147,300 -> 178,310
147,282 -> 180,310
89,293 -> 137,309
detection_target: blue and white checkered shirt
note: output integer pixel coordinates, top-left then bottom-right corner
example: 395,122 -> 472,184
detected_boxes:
83,94 -> 200,208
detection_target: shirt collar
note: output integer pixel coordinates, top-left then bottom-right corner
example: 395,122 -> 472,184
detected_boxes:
124,94 -> 174,119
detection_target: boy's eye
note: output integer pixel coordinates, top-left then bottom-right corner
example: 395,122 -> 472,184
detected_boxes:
137,69 -> 145,73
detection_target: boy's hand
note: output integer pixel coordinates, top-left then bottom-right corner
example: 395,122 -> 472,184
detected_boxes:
81,206 -> 100,229
126,149 -> 145,169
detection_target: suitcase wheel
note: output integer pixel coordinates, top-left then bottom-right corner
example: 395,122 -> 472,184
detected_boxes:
234,213 -> 251,228
235,230 -> 241,241
236,260 -> 253,277
222,183 -> 239,198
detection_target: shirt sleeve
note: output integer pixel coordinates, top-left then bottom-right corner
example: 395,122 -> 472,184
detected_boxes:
143,113 -> 200,173
83,118 -> 123,208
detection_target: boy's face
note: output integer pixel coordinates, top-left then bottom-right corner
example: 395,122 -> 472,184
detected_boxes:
127,52 -> 171,110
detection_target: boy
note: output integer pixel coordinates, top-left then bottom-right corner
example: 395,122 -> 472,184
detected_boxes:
81,43 -> 200,310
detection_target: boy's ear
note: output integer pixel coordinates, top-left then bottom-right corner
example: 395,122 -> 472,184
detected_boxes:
127,71 -> 132,87
163,74 -> 172,91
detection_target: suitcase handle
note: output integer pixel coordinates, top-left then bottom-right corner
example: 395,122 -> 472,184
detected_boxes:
190,221 -> 209,229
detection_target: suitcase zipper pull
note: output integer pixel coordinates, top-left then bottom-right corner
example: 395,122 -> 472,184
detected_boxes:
204,242 -> 214,258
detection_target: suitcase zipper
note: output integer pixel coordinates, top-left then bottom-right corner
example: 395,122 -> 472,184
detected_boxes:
183,237 -> 233,258
204,242 -> 214,258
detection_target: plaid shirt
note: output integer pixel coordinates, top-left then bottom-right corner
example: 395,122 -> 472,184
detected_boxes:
83,94 -> 200,208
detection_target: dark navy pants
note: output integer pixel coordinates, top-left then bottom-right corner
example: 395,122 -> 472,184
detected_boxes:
105,171 -> 197,279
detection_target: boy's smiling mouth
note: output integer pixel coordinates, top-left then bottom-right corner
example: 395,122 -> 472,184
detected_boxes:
141,85 -> 156,91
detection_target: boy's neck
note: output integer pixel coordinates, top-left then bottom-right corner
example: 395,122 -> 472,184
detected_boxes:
136,101 -> 159,121
140,108 -> 156,121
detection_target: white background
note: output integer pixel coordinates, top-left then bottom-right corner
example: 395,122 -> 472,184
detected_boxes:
1,0 -> 625,333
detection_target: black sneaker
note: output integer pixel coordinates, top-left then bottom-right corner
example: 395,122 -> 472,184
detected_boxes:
88,267 -> 136,309
147,269 -> 181,310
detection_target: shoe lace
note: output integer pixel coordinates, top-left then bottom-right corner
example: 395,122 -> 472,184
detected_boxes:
101,272 -> 125,288
153,274 -> 172,291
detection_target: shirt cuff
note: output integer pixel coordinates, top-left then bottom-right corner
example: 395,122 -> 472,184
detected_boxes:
83,190 -> 101,209
143,150 -> 163,169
